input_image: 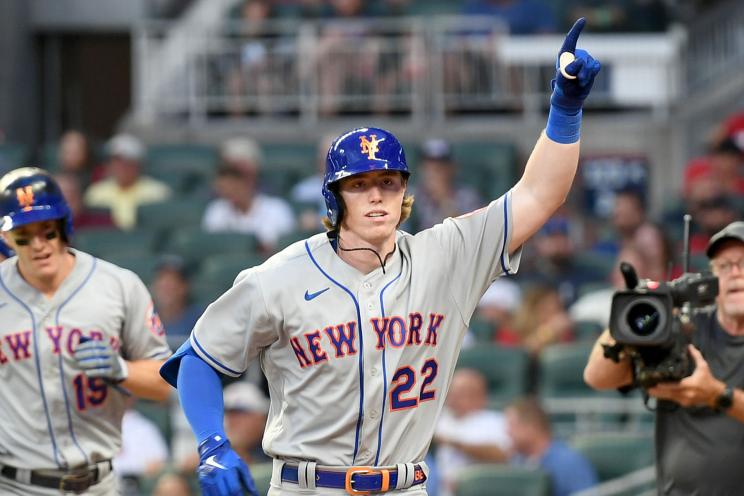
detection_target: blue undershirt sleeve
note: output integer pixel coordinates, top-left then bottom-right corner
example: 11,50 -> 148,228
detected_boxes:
177,354 -> 226,443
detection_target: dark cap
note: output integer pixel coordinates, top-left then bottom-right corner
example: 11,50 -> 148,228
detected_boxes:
706,221 -> 744,258
420,138 -> 452,162
154,254 -> 190,279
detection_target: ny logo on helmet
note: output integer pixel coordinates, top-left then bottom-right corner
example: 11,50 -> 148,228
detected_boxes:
359,135 -> 381,160
16,186 -> 35,212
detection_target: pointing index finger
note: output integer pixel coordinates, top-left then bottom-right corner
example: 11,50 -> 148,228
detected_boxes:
560,17 -> 586,54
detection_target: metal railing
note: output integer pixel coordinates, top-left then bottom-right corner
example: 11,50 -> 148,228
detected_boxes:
133,16 -> 685,126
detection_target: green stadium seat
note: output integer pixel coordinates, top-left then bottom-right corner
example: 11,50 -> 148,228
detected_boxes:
0,144 -> 28,173
164,227 -> 259,265
451,142 -> 518,200
73,228 -> 159,259
468,317 -> 495,343
136,198 -> 208,233
197,253 -> 265,289
134,399 -> 172,445
571,433 -> 654,482
456,344 -> 529,407
250,462 -> 275,495
537,342 -> 595,398
146,144 -> 219,194
105,252 -> 161,285
573,320 -> 604,342
455,464 -> 550,496
260,142 -> 316,196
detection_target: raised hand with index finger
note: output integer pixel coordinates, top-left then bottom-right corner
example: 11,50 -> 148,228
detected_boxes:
546,18 -> 601,144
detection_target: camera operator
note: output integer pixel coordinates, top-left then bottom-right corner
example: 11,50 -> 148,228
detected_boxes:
584,221 -> 744,495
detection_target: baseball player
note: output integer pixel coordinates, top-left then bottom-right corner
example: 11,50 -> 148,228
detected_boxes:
0,167 -> 172,495
161,18 -> 600,496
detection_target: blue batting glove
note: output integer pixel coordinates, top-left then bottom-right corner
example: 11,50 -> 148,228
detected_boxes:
197,433 -> 258,496
546,18 -> 601,143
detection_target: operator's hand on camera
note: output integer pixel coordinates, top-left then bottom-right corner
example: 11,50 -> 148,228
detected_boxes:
648,346 -> 725,408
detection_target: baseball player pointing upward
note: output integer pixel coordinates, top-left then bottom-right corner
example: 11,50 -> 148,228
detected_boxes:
0,168 -> 172,495
161,18 -> 600,496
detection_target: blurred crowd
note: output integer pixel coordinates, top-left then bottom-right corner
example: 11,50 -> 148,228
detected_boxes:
0,104 -> 733,495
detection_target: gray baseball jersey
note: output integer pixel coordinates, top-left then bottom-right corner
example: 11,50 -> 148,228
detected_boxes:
0,248 -> 170,471
190,191 -> 520,467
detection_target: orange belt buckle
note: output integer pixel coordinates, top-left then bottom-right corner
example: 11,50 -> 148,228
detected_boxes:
344,466 -> 390,495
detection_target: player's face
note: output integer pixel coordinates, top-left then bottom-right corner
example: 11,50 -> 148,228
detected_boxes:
338,170 -> 406,245
4,220 -> 67,278
712,241 -> 744,319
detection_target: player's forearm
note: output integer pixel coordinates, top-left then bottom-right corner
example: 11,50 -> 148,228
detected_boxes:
122,359 -> 171,401
508,135 -> 580,252
584,329 -> 634,390
177,355 -> 226,443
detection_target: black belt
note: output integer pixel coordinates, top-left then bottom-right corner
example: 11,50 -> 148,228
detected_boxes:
0,460 -> 112,494
282,463 -> 426,494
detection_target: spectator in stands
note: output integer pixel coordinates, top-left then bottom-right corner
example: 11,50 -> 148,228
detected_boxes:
522,216 -> 606,306
690,195 -> 739,256
570,244 -> 649,329
411,138 -> 483,231
315,0 -> 377,115
84,134 -> 172,230
513,285 -> 574,359
290,134 -> 335,231
55,172 -> 114,231
171,380 -> 270,473
151,255 -> 203,341
151,471 -> 193,496
226,0 -> 281,117
56,130 -> 103,184
476,277 -> 522,344
223,381 -> 271,464
115,397 -> 169,496
462,0 -> 557,34
202,137 -> 296,252
611,189 -> 670,281
506,397 -> 598,496
434,368 -> 510,496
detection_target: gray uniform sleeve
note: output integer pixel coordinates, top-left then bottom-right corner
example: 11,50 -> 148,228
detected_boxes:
427,190 -> 522,323
121,271 -> 172,361
190,269 -> 278,377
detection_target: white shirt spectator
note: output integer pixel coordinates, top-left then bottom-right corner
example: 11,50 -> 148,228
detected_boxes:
202,194 -> 296,248
435,408 -> 511,496
115,408 -> 169,477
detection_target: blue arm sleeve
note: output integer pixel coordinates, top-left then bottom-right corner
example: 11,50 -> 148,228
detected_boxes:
177,354 -> 226,443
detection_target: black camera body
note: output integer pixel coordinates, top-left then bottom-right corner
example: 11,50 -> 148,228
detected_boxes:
607,265 -> 718,389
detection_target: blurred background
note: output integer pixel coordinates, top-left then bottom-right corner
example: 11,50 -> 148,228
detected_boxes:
2,0 -> 743,494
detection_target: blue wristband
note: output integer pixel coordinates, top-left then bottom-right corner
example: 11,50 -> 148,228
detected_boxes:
546,106 -> 582,144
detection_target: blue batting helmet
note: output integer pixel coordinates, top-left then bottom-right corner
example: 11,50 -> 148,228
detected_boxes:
322,127 -> 409,226
0,167 -> 73,239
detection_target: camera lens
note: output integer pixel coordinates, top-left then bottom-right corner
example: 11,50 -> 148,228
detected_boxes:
626,302 -> 661,336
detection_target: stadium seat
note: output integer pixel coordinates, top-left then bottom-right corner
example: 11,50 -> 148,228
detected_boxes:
250,462 -> 275,495
451,141 -> 518,200
571,432 -> 654,482
164,227 -> 259,265
537,342 -> 596,398
0,144 -> 28,174
197,253 -> 266,289
136,198 -> 208,233
456,344 -> 529,407
146,144 -> 219,195
104,252 -> 161,285
73,228 -> 159,259
573,320 -> 604,342
455,464 -> 550,496
260,142 -> 316,196
134,399 -> 172,446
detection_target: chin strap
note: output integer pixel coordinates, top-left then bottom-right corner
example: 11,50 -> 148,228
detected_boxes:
337,236 -> 396,274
